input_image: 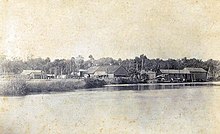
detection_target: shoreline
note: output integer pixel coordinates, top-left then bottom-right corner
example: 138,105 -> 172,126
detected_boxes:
105,81 -> 220,87
0,78 -> 106,96
1,78 -> 220,96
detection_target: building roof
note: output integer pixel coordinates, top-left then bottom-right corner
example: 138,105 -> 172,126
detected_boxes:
160,69 -> 190,74
184,68 -> 207,73
86,65 -> 127,75
21,70 -> 43,75
140,70 -> 156,74
78,69 -> 87,72
146,71 -> 156,74
96,65 -> 120,74
94,71 -> 107,76
86,66 -> 99,74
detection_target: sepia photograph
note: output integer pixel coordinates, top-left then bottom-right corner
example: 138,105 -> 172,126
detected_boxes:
0,0 -> 220,133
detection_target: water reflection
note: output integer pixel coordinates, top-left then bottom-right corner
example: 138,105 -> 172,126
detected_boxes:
0,85 -> 219,134
105,84 -> 213,91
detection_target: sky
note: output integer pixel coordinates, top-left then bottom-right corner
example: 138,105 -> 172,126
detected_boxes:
0,0 -> 220,60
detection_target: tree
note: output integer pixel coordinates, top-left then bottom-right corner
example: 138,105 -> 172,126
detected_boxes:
205,59 -> 220,79
129,67 -> 140,80
0,54 -> 6,73
70,57 -> 77,73
0,54 -> 6,62
89,55 -> 94,61
94,57 -> 118,66
118,58 -> 122,65
75,55 -> 84,70
88,55 -> 95,67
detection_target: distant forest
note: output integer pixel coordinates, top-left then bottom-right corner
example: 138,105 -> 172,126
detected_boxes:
0,54 -> 220,78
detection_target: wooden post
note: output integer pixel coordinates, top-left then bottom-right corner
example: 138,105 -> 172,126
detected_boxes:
141,58 -> 144,70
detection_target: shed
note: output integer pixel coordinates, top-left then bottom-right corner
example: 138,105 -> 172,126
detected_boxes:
158,69 -> 191,82
77,69 -> 87,77
47,74 -> 55,79
21,70 -> 46,79
183,68 -> 207,82
146,71 -> 157,80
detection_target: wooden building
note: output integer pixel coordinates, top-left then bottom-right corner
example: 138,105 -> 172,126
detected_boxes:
183,68 -> 207,82
21,70 -> 46,79
46,74 -> 55,79
157,69 -> 190,82
157,68 -> 208,82
140,70 -> 157,82
146,71 -> 156,80
86,66 -> 100,77
77,69 -> 87,77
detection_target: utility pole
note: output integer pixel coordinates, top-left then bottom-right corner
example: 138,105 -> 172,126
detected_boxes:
136,62 -> 138,71
141,58 -> 144,70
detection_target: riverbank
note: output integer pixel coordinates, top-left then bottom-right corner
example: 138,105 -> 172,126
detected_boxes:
105,81 -> 220,87
0,78 -> 106,96
1,78 -> 219,96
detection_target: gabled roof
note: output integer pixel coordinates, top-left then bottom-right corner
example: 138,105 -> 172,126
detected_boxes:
184,68 -> 207,73
86,65 -> 125,75
86,66 -> 99,74
160,69 -> 190,74
96,65 -> 120,74
21,70 -> 43,75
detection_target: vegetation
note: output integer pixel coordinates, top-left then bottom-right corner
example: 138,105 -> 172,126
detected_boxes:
0,78 -> 106,96
0,78 -> 28,96
84,78 -> 107,88
26,80 -> 85,93
105,78 -> 137,84
0,54 -> 220,80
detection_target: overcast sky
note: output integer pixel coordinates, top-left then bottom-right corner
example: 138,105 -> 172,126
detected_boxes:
0,0 -> 220,60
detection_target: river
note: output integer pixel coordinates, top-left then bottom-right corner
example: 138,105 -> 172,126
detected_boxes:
0,85 -> 220,134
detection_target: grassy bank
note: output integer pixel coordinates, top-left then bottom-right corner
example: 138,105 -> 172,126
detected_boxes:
105,77 -> 138,84
0,78 -> 106,96
0,78 -> 28,96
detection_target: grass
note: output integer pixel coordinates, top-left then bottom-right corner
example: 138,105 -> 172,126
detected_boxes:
105,77 -> 137,84
84,78 -> 107,88
26,79 -> 86,92
0,78 -> 28,96
0,78 -> 106,96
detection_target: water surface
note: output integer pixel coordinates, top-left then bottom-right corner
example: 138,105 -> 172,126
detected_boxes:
0,85 -> 220,134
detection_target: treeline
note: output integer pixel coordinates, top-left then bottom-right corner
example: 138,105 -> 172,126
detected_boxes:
0,54 -> 220,78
